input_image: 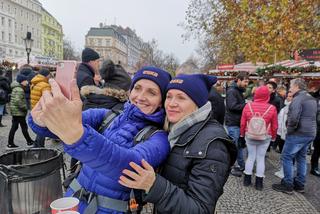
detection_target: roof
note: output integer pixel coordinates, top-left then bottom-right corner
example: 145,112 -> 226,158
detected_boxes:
271,60 -> 311,68
86,27 -> 126,44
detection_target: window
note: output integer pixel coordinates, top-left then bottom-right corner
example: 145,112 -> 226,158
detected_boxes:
15,34 -> 17,42
1,17 -> 4,26
8,19 -> 11,27
1,31 -> 4,40
20,23 -> 23,31
9,33 -> 11,42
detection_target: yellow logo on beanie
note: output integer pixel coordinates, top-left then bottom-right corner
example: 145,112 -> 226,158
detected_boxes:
143,70 -> 158,77
170,79 -> 184,84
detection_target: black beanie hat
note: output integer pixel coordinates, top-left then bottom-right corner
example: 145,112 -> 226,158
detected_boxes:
16,74 -> 28,83
130,66 -> 172,100
39,68 -> 50,77
82,48 -> 100,63
167,74 -> 217,107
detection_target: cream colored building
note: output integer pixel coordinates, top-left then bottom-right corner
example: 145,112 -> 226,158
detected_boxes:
0,0 -> 42,59
85,26 -> 128,67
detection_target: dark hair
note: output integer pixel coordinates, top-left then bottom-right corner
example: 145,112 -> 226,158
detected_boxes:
236,71 -> 249,81
267,81 -> 277,90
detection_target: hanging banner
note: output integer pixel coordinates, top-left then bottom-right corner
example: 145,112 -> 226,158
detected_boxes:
298,49 -> 320,61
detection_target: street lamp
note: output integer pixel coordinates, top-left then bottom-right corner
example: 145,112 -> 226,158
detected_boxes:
23,32 -> 33,64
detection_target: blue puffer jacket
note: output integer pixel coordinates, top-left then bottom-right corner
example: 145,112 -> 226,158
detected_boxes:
28,102 -> 170,213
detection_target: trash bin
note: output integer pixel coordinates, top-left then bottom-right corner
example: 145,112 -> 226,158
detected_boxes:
0,148 -> 65,214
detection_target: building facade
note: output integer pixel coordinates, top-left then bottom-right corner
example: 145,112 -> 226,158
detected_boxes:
41,7 -> 63,60
85,26 -> 128,66
110,25 -> 141,73
0,0 -> 42,59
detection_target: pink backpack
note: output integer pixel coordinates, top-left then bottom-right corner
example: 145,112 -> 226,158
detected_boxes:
245,103 -> 272,141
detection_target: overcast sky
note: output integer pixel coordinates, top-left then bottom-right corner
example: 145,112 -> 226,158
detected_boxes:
40,0 -> 198,63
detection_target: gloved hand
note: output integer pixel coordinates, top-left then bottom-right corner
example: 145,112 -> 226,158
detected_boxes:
238,136 -> 246,148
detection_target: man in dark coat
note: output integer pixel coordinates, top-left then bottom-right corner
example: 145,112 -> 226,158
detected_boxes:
225,72 -> 249,176
76,47 -> 100,89
267,81 -> 284,113
208,86 -> 225,125
0,68 -> 11,127
273,78 -> 317,194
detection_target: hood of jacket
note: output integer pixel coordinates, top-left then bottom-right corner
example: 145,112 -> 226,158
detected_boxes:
11,81 -> 22,89
31,74 -> 48,86
100,62 -> 131,91
253,86 -> 270,103
80,85 -> 128,102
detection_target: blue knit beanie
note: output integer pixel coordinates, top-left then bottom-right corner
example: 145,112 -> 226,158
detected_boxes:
130,66 -> 172,99
167,74 -> 218,107
16,74 -> 28,83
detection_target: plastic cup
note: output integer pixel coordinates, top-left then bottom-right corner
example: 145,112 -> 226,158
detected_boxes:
50,197 -> 79,214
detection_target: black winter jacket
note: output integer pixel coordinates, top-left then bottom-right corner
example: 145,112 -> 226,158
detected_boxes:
225,82 -> 246,126
269,93 -> 284,113
0,76 -> 11,104
144,116 -> 237,214
76,63 -> 95,89
208,87 -> 225,125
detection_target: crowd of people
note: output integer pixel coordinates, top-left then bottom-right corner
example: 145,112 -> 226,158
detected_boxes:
0,47 -> 319,213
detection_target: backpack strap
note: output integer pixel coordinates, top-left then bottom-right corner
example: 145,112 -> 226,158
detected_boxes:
97,109 -> 122,133
134,126 -> 160,145
248,102 -> 254,115
262,105 -> 273,118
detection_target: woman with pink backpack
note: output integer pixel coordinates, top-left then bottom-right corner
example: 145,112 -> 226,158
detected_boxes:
240,85 -> 278,190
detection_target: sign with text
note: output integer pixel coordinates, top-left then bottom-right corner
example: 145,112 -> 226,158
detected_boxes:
298,49 -> 320,61
217,64 -> 234,70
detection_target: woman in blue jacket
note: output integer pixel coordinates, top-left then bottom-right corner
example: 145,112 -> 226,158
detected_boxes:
28,66 -> 171,213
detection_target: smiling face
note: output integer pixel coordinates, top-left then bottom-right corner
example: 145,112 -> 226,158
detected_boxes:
165,89 -> 198,124
129,79 -> 162,115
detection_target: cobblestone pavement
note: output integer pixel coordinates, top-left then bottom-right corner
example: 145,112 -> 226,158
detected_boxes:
1,114 -> 319,214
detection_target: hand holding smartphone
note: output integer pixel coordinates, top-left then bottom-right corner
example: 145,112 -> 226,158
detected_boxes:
55,61 -> 78,99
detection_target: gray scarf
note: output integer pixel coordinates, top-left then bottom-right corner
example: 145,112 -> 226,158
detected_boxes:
168,101 -> 212,149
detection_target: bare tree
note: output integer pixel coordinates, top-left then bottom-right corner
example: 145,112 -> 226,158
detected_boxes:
63,38 -> 80,60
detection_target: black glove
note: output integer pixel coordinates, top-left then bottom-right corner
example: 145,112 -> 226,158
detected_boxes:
238,137 -> 246,148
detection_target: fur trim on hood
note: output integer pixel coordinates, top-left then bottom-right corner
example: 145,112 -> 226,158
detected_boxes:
80,85 -> 128,102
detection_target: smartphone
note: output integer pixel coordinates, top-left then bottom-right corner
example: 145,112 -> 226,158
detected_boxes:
55,61 -> 78,99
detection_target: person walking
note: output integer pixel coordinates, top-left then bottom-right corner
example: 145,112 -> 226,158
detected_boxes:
240,86 -> 278,190
7,74 -> 34,149
225,72 -> 249,176
272,78 -> 318,194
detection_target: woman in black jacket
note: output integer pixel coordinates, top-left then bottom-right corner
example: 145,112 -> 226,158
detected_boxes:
119,74 -> 237,214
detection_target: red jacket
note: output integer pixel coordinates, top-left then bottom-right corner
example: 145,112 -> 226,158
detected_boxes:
240,86 -> 278,140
